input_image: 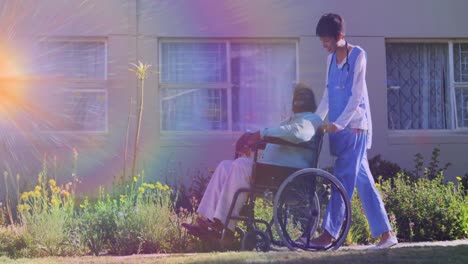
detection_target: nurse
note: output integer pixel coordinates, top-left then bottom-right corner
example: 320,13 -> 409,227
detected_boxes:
313,13 -> 397,249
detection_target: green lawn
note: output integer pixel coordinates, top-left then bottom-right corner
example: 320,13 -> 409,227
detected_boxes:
1,245 -> 468,264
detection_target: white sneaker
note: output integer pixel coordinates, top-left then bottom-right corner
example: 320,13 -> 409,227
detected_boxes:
368,235 -> 398,250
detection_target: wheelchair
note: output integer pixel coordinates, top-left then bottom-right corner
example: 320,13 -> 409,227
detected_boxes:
220,131 -> 351,251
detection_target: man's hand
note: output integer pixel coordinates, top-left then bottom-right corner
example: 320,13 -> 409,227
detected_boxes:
235,131 -> 260,157
319,123 -> 340,133
247,131 -> 261,146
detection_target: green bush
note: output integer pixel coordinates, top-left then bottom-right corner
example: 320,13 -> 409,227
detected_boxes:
460,174 -> 468,195
0,226 -> 28,258
368,154 -> 403,183
172,168 -> 211,214
17,172 -> 83,257
1,148 -> 465,259
78,193 -> 117,256
380,173 -> 468,241
166,205 -> 204,253
0,205 -> 6,226
110,180 -> 175,255
412,148 -> 451,180
79,175 -> 202,255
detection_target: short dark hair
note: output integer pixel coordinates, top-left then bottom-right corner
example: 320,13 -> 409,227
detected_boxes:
316,13 -> 345,39
292,83 -> 317,113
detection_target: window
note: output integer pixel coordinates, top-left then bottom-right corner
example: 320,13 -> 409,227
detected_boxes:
34,39 -> 107,132
159,40 -> 297,132
386,41 -> 468,130
453,43 -> 468,128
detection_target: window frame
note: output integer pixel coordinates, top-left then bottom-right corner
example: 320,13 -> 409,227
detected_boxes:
451,40 -> 468,129
158,38 -> 299,135
385,38 -> 468,133
34,37 -> 109,134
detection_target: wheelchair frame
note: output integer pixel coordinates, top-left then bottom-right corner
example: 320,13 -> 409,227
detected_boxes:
220,131 -> 352,251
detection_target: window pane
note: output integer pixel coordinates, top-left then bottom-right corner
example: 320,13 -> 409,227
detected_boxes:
386,43 -> 450,130
161,88 -> 227,131
161,42 -> 227,83
38,41 -> 106,79
230,43 -> 296,131
454,43 -> 468,82
37,90 -> 107,132
455,87 -> 468,128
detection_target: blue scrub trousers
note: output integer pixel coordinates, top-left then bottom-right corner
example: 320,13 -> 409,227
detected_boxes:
322,128 -> 392,239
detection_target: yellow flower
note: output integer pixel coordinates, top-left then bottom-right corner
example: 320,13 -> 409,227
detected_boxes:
34,186 -> 41,192
63,191 -> 70,198
17,204 -> 31,212
79,204 -> 85,208
138,187 -> 145,194
48,179 -> 56,187
156,182 -> 163,190
20,192 -> 29,201
33,191 -> 41,198
375,183 -> 381,188
142,183 -> 155,189
51,198 -> 59,206
163,185 -> 171,191
53,186 -> 61,194
456,176 -> 462,181
133,176 -> 138,183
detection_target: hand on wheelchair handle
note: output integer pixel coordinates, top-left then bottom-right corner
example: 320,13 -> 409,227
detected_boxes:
319,125 -> 327,134
319,123 -> 339,134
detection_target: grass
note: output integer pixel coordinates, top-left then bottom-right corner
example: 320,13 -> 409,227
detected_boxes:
1,245 -> 467,264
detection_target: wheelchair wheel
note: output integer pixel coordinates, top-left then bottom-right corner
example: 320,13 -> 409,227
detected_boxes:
241,229 -> 271,252
273,168 -> 351,251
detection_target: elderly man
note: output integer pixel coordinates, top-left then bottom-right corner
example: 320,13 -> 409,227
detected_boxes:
182,83 -> 323,242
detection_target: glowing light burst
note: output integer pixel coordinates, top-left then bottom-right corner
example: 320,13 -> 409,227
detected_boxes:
0,0 -> 133,193
0,0 -> 232,194
0,43 -> 25,117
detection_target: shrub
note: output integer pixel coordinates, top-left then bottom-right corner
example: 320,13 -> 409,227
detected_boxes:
0,226 -> 28,258
380,172 -> 468,241
368,154 -> 403,183
166,202 -> 204,253
17,170 -> 83,257
413,148 -> 451,180
109,179 -> 176,255
172,168 -> 211,214
460,174 -> 468,195
79,173 -> 202,255
78,192 -> 117,256
0,204 -> 6,226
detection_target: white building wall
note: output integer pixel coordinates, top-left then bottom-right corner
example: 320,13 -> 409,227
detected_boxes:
138,0 -> 468,182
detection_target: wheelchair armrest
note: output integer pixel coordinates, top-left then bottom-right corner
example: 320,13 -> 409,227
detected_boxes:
256,136 -> 311,149
249,131 -> 324,167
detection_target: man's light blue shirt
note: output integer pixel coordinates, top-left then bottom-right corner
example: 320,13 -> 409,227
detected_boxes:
258,112 -> 323,169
